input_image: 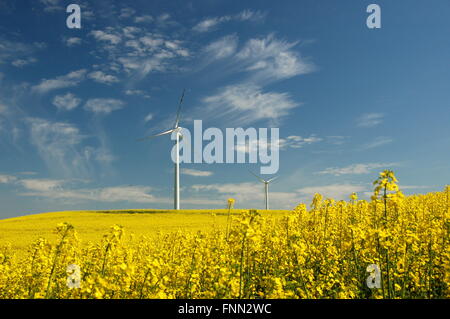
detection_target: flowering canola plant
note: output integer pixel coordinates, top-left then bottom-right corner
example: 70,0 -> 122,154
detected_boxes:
0,171 -> 448,299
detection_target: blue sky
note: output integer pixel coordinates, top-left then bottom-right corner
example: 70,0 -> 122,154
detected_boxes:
0,0 -> 449,218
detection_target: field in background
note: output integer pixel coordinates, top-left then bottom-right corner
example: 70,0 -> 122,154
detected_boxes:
0,209 -> 289,256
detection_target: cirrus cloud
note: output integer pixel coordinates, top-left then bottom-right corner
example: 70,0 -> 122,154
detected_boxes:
357,113 -> 385,128
236,34 -> 315,83
204,34 -> 238,60
32,69 -> 87,94
317,163 -> 399,176
193,10 -> 265,33
201,83 -> 299,125
182,169 -> 213,177
88,71 -> 120,85
84,98 -> 125,114
0,174 -> 17,184
90,30 -> 122,45
52,93 -> 81,111
362,136 -> 394,149
297,184 -> 367,201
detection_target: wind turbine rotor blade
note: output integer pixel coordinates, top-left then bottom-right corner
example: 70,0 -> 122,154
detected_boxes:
249,170 -> 266,184
268,176 -> 279,183
174,89 -> 186,129
136,129 -> 175,142
153,129 -> 176,137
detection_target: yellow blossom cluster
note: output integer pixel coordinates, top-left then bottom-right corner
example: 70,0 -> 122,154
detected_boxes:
0,171 -> 448,299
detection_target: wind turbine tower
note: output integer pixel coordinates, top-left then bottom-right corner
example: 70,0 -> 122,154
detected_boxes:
138,89 -> 186,210
250,171 -> 278,210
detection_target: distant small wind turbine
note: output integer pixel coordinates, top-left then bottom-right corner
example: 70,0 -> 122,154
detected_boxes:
138,89 -> 186,210
249,171 -> 278,210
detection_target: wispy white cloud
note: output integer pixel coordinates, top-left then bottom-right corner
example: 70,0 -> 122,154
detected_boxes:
63,37 -> 82,47
90,30 -> 122,45
28,118 -> 84,146
1,174 -> 290,207
182,169 -> 213,177
198,33 -> 312,95
201,83 -> 298,125
0,174 -> 156,203
26,118 -> 114,178
118,56 -> 163,76
12,57 -> 37,68
119,50 -> 186,79
32,69 -> 87,94
88,71 -> 119,85
0,37 -> 44,67
20,181 -> 160,204
297,184 -> 367,201
6,175 -> 171,204
357,113 -> 385,128
193,34 -> 314,127
236,34 -> 314,83
0,174 -> 17,184
192,182 -> 258,194
20,178 -> 64,192
155,13 -> 175,28
134,15 -> 153,24
119,7 -> 136,19
235,9 -> 266,21
193,9 -> 265,32
85,146 -> 115,166
144,113 -> 154,122
138,35 -> 164,49
12,177 -> 220,205
115,35 -> 188,78
95,186 -> 157,203
204,34 -> 238,60
193,18 -> 222,33
317,163 -> 399,176
279,135 -> 322,149
84,98 -> 125,115
235,135 -> 322,154
123,26 -> 142,39
52,93 -> 81,111
125,90 -> 151,98
362,136 -> 393,149
78,1 -> 95,21
0,100 -> 21,144
39,0 -> 63,12
87,25 -> 189,81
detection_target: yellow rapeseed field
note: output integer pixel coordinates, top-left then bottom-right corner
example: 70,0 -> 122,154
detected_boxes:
0,170 -> 448,299
0,209 -> 288,256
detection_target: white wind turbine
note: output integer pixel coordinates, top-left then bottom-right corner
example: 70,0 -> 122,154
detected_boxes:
250,171 -> 278,210
138,89 -> 186,210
